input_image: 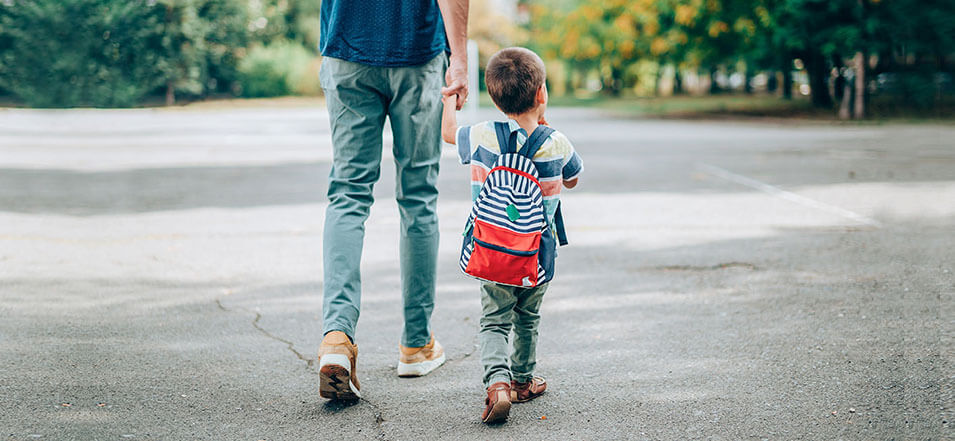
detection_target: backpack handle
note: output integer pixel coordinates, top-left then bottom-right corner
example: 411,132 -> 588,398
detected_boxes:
494,122 -> 555,159
494,121 -> 518,154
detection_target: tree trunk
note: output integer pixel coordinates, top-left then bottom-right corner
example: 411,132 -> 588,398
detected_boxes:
807,51 -> 833,108
834,57 -> 846,102
767,70 -> 778,93
743,68 -> 753,94
603,66 -> 623,96
838,76 -> 852,120
673,68 -> 683,94
783,67 -> 793,100
853,52 -> 865,119
709,66 -> 721,94
565,65 -> 575,97
165,81 -> 175,106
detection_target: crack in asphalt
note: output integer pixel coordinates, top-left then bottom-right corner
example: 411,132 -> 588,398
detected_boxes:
215,298 -> 313,367
215,298 -> 389,439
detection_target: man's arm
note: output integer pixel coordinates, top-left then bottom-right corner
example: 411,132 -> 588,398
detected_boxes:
441,94 -> 458,144
437,0 -> 469,110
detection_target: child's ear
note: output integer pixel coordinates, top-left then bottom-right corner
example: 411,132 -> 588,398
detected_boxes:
536,84 -> 548,104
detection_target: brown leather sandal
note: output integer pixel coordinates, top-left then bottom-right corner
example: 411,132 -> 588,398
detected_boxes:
481,381 -> 512,423
511,376 -> 547,403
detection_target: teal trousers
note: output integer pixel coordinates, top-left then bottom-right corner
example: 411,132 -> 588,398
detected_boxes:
319,55 -> 445,348
480,282 -> 548,387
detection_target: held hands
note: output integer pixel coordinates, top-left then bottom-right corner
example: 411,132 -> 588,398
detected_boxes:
442,55 -> 468,110
442,94 -> 458,107
538,115 -> 549,126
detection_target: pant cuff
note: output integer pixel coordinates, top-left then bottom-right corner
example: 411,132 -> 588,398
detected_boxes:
512,374 -> 533,384
323,326 -> 354,343
486,374 -> 511,388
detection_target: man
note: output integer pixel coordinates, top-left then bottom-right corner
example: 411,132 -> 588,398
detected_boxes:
316,0 -> 469,401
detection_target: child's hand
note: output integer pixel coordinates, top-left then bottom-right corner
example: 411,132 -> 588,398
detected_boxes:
442,94 -> 458,108
441,94 -> 459,144
538,115 -> 549,126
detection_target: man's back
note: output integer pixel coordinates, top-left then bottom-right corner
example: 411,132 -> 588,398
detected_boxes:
319,0 -> 447,67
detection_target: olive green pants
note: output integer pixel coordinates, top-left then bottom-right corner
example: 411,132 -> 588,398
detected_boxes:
319,54 -> 445,348
480,282 -> 548,387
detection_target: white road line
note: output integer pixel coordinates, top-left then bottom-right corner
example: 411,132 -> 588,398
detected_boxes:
697,163 -> 882,228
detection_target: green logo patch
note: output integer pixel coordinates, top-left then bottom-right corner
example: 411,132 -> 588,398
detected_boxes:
506,204 -> 521,222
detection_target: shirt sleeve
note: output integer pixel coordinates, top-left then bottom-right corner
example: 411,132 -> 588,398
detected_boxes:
559,135 -> 584,181
456,125 -> 472,164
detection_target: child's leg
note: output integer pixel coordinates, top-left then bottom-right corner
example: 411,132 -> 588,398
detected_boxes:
510,283 -> 548,383
479,283 -> 518,387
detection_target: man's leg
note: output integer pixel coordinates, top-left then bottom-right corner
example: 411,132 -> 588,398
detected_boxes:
320,57 -> 388,341
386,55 -> 445,348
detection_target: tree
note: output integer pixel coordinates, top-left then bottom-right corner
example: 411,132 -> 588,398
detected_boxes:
768,0 -> 867,108
0,0 -> 165,107
659,0 -> 753,93
155,0 -> 248,104
0,0 -> 250,107
533,0 -> 665,95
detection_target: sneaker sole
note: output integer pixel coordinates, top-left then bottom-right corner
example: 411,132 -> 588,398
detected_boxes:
396,352 -> 446,377
318,354 -> 360,401
482,399 -> 511,424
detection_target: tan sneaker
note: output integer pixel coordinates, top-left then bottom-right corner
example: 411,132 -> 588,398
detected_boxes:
318,331 -> 360,401
481,382 -> 511,424
397,335 -> 446,377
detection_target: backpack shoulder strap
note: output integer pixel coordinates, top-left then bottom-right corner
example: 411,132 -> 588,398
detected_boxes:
554,201 -> 569,246
518,125 -> 556,159
494,121 -> 517,154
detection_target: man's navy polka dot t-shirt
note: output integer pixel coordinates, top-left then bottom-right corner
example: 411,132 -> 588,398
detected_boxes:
320,0 -> 448,67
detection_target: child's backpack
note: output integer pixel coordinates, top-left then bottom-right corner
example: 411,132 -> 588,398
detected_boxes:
459,122 -> 568,288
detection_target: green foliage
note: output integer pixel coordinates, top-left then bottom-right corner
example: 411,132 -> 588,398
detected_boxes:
0,0 -> 165,107
246,0 -> 322,51
155,0 -> 249,101
527,0 -> 954,110
531,0 -> 651,94
0,0 -> 321,107
237,42 -> 319,97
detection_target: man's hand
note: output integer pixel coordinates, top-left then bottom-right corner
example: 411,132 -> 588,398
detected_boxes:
443,56 -> 468,110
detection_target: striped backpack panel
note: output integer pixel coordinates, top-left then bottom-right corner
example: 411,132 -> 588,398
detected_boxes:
460,122 -> 557,287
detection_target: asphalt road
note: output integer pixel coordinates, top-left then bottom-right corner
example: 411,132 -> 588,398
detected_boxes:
0,106 -> 952,440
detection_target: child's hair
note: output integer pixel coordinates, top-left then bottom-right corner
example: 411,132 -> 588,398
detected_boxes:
485,47 -> 546,115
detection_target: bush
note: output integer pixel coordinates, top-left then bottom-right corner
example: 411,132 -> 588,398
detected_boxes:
0,0 -> 166,107
0,0 -> 251,107
237,42 -> 320,98
158,0 -> 249,102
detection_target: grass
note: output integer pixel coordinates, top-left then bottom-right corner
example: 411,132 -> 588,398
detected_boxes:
479,92 -> 821,119
483,92 -> 955,122
544,93 -> 819,119
160,95 -> 324,111
5,91 -> 952,122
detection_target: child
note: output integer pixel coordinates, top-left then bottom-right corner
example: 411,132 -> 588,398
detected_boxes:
441,47 -> 583,423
